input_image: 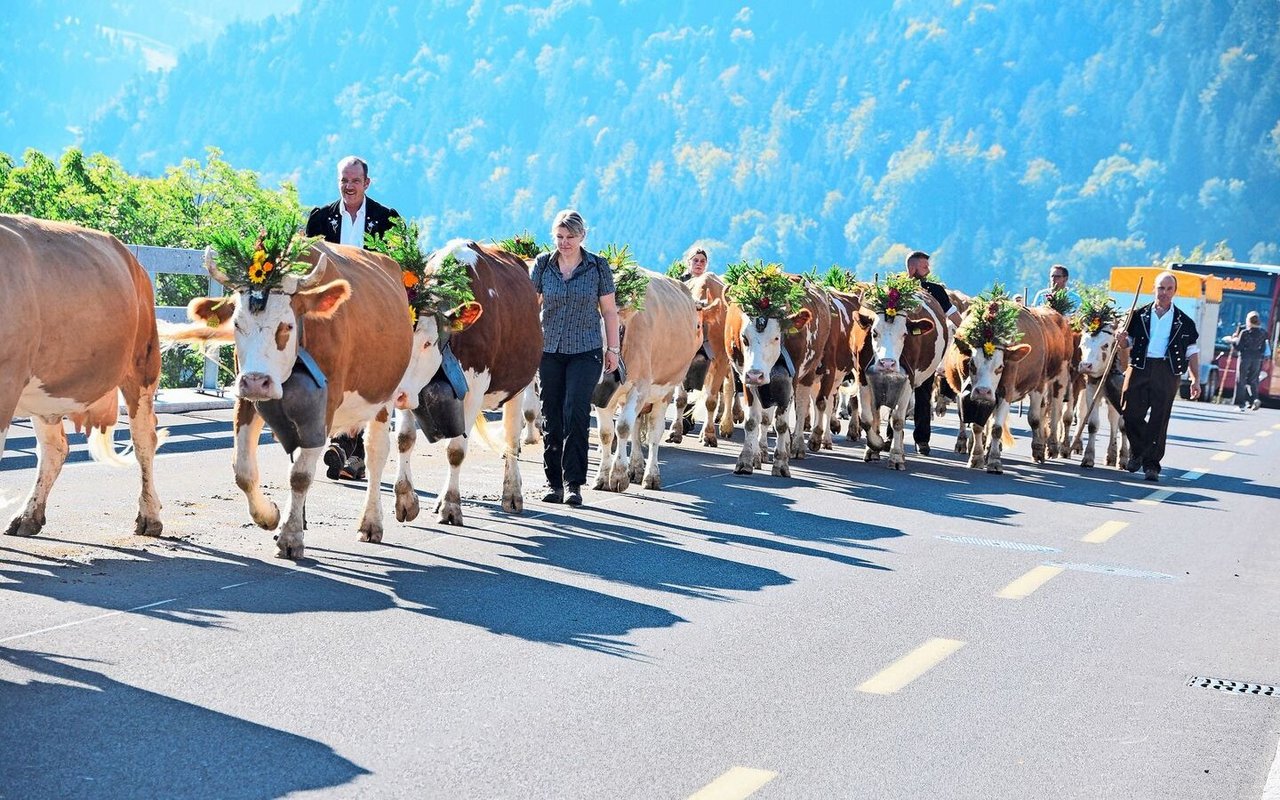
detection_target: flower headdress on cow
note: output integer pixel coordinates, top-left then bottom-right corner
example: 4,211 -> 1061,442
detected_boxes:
1073,287 -> 1119,335
602,243 -> 650,312
819,265 -> 860,294
495,232 -> 548,261
207,213 -> 321,310
365,217 -> 477,330
666,259 -> 688,279
724,261 -> 805,324
865,272 -> 923,319
957,283 -> 1023,358
1044,287 -> 1079,317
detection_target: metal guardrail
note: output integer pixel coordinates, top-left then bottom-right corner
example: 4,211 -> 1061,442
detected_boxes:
128,245 -> 225,393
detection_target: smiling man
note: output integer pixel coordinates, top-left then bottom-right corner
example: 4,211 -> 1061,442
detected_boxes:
305,155 -> 401,481
1120,270 -> 1201,482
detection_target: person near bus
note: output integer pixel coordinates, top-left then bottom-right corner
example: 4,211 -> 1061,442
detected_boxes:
1121,270 -> 1201,482
1225,311 -> 1269,410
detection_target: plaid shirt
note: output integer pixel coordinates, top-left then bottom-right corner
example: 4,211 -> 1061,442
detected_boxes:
531,250 -> 616,354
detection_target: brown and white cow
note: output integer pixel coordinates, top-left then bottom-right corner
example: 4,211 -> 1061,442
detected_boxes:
851,291 -> 950,470
669,271 -> 736,447
724,278 -> 829,477
1073,321 -> 1130,469
1,215 -> 163,538
810,289 -> 860,451
943,304 -> 1073,473
187,241 -> 412,558
593,270 -> 703,491
1040,308 -> 1080,461
392,239 -> 543,524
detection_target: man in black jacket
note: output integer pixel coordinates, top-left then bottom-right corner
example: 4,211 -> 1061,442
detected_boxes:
1121,270 -> 1201,481
305,155 -> 401,481
905,251 -> 962,455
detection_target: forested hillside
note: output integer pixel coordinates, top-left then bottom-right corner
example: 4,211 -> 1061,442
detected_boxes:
18,1 -> 1280,293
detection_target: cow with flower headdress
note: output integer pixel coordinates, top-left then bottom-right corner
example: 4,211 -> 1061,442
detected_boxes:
943,285 -> 1074,473
1070,290 -> 1130,469
722,261 -> 830,477
850,271 -> 950,470
177,215 -> 414,559
374,233 -> 542,526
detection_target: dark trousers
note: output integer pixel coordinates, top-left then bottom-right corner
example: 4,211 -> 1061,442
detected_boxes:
1122,359 -> 1179,472
540,350 -> 602,490
1237,356 -> 1264,407
913,373 -> 935,445
332,432 -> 365,460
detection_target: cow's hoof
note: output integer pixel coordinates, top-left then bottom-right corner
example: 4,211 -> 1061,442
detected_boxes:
358,522 -> 384,543
733,461 -> 754,475
627,464 -> 645,484
863,450 -> 880,462
1106,455 -> 1118,467
252,503 -> 281,531
1080,457 -> 1094,469
134,514 -> 163,537
395,483 -> 420,523
719,423 -> 735,439
702,436 -> 718,448
1071,442 -> 1084,456
1047,445 -> 1060,459
5,513 -> 44,537
888,459 -> 906,471
986,462 -> 1003,474
808,438 -> 822,453
274,531 -> 305,560
436,502 -> 465,526
592,474 -> 607,490
642,474 -> 661,490
771,461 -> 791,478
665,431 -> 682,444
502,493 -> 523,513
823,441 -> 833,450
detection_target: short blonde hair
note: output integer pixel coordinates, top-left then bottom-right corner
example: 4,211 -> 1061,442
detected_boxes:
684,246 -> 708,264
551,209 -> 587,239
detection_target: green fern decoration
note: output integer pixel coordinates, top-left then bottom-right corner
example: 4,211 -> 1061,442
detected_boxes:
724,260 -> 805,319
957,283 -> 1024,355
208,210 -> 319,289
601,243 -> 650,311
864,272 -> 923,318
495,232 -> 547,260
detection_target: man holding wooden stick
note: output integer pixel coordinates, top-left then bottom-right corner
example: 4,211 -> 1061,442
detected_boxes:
1120,270 -> 1201,482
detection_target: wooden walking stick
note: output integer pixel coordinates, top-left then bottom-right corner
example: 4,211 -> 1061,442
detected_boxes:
1071,277 -> 1144,453
1215,324 -> 1242,404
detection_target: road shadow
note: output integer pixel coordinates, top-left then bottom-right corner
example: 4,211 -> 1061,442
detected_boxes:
0,645 -> 367,799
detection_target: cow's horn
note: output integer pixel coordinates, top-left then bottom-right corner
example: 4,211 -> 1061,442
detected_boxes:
203,246 -> 233,288
284,253 -> 330,293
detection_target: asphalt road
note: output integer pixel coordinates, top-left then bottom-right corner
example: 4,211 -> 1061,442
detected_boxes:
2,399 -> 1278,799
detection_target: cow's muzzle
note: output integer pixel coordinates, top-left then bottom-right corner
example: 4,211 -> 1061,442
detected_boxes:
237,372 -> 282,401
875,358 -> 900,374
744,369 -> 767,386
970,384 -> 996,401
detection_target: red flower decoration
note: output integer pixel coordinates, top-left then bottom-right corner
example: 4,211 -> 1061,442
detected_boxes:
759,296 -> 771,309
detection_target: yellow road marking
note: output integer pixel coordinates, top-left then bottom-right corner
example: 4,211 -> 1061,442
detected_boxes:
1139,488 -> 1175,505
856,638 -> 966,695
688,767 -> 777,800
1237,438 -> 1256,446
1083,521 -> 1128,544
1211,451 -> 1235,462
1273,423 -> 1280,430
996,565 -> 1064,599
1257,430 -> 1272,437
1178,469 -> 1207,481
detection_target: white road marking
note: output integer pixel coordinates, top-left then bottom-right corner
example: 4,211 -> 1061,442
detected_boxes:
857,638 -> 966,695
1082,521 -> 1128,544
0,597 -> 177,644
996,565 -> 1064,599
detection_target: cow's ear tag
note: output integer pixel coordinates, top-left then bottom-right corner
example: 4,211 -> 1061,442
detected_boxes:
248,288 -> 268,312
753,316 -> 769,333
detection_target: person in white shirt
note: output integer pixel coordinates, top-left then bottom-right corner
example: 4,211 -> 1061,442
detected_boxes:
1120,271 -> 1201,482
305,155 -> 402,481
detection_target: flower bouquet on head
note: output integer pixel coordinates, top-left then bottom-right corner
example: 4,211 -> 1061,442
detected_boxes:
864,272 -> 922,320
208,211 -> 320,291
494,231 -> 548,261
1045,287 -> 1078,317
1073,286 -> 1119,335
956,283 -> 1023,357
366,218 -> 475,329
601,243 -> 650,312
819,264 -> 860,294
724,260 -> 805,320
666,258 -> 688,279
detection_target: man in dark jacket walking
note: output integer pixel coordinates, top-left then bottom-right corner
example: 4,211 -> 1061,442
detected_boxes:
905,251 -> 962,455
1226,311 -> 1269,410
1121,270 -> 1201,482
305,155 -> 401,481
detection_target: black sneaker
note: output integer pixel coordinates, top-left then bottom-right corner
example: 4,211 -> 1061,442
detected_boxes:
916,442 -> 930,456
339,456 -> 366,481
1124,455 -> 1141,473
565,486 -> 583,507
1144,468 -> 1159,482
542,488 -> 564,504
323,444 -> 345,480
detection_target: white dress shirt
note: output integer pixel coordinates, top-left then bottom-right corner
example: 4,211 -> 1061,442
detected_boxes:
338,199 -> 367,247
1147,305 -> 1175,358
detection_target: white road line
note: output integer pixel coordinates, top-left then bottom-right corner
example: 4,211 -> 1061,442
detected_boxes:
1210,451 -> 1235,462
1138,488 -> 1175,505
1177,469 -> 1207,481
1236,438 -> 1256,447
1257,430 -> 1272,437
687,767 -> 777,800
1263,732 -> 1280,800
0,597 -> 177,644
856,638 -> 966,695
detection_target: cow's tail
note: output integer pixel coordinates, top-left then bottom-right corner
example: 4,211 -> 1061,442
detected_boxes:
1001,425 -> 1015,448
85,422 -> 171,467
469,412 -> 502,454
156,320 -> 233,367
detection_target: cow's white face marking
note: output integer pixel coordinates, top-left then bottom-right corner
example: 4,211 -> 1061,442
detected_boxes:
968,348 -> 1007,401
869,313 -> 911,376
1077,328 -> 1116,378
231,291 -> 298,401
739,317 -> 784,385
396,316 -> 444,410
